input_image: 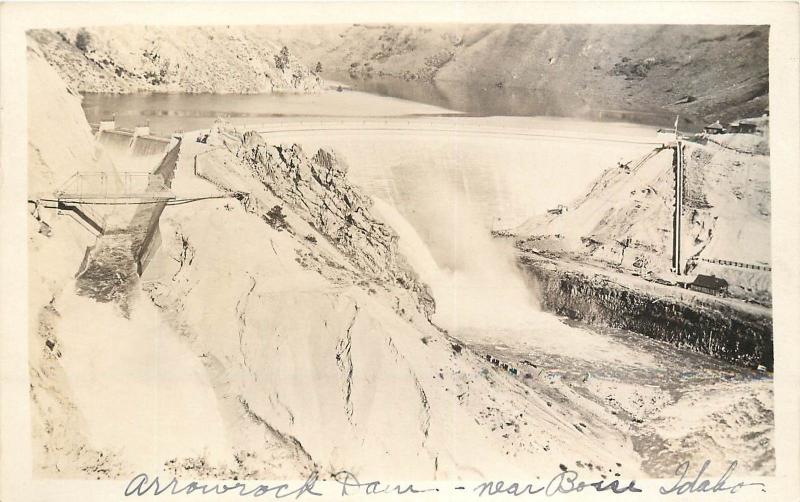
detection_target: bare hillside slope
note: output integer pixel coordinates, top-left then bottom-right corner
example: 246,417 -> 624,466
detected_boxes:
29,27 -> 322,94
512,133 -> 771,304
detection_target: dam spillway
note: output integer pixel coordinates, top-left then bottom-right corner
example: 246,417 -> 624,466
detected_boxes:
66,139 -> 181,312
132,135 -> 172,157
95,127 -> 171,160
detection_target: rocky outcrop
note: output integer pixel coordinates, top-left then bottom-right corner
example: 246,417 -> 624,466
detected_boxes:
28,28 -> 322,94
233,131 -> 435,317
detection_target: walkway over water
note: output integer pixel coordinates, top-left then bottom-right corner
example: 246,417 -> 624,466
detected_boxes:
54,171 -> 175,201
32,171 -> 174,237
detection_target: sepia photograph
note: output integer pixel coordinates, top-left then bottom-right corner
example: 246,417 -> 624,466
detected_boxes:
2,2 -> 799,501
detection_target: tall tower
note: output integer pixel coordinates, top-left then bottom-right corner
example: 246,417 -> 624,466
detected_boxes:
672,116 -> 683,275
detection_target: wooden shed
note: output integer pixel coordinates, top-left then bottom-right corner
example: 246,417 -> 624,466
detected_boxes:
688,274 -> 729,296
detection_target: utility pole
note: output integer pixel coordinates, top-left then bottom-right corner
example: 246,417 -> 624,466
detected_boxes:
673,115 -> 683,275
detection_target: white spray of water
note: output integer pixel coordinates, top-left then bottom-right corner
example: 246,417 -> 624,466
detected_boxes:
286,129 -> 662,361
372,195 -> 656,364
54,288 -> 231,469
371,174 -> 540,333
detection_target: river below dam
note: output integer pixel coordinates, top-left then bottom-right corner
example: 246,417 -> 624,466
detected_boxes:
82,88 -> 774,476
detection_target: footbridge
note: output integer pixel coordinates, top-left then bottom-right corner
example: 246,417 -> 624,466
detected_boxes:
32,140 -> 245,279
36,171 -> 176,236
35,172 -> 241,235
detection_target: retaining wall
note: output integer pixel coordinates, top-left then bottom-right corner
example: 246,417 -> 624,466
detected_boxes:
519,254 -> 773,370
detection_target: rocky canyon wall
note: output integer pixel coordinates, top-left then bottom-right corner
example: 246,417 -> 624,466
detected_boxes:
28,27 -> 322,94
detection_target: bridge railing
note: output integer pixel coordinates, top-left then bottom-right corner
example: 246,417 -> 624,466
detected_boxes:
56,171 -> 172,199
688,256 -> 772,272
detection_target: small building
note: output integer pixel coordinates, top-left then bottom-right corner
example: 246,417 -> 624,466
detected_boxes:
547,204 -> 569,215
688,274 -> 728,296
133,125 -> 151,137
704,121 -> 725,134
98,119 -> 116,132
656,128 -> 677,141
728,121 -> 758,134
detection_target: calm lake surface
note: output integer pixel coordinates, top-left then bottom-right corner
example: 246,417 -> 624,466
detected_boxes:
82,75 -> 682,137
81,88 -> 455,136
328,73 -> 684,128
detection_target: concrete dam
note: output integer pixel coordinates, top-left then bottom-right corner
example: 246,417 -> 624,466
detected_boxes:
93,122 -> 172,159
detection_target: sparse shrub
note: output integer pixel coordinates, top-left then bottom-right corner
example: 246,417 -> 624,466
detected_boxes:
314,61 -> 323,73
143,71 -> 165,86
142,48 -> 160,62
263,205 -> 289,231
75,28 -> 91,51
304,234 -> 317,244
611,57 -> 662,80
274,46 -> 290,70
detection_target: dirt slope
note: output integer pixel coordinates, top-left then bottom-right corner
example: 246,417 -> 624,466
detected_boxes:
512,132 -> 771,304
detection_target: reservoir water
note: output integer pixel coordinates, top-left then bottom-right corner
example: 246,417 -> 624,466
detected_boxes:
326,72 -> 686,128
81,88 -> 458,137
81,74 -> 686,139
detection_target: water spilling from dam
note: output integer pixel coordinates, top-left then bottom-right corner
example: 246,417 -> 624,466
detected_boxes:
259,127 -> 655,336
20,19 -> 777,483
131,135 -> 171,157
96,130 -> 134,155
79,94 -> 769,368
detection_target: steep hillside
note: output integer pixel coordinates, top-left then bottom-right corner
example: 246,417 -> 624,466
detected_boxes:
28,42 -> 126,477
27,43 -> 117,195
28,27 -> 321,94
281,24 -> 768,124
512,133 -> 771,304
29,24 -> 768,123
